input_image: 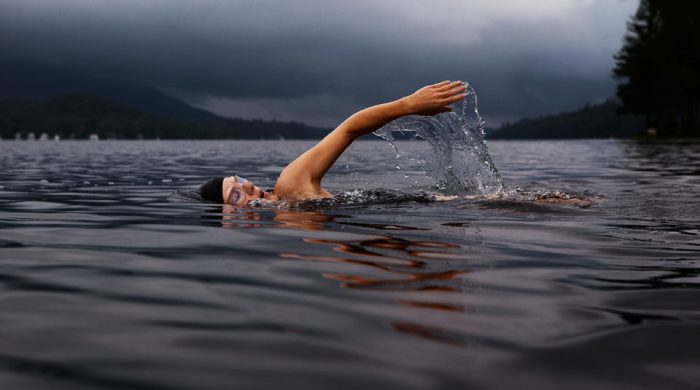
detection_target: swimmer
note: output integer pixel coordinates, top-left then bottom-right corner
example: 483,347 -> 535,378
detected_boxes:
199,81 -> 467,205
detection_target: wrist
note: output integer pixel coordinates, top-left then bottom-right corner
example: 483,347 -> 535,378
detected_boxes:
395,96 -> 414,117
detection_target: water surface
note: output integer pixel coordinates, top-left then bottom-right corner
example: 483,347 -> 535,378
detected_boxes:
0,139 -> 698,389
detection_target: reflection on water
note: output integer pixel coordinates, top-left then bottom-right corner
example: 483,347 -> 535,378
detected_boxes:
283,235 -> 469,290
217,204 -> 476,344
284,232 -> 474,344
0,140 -> 698,390
621,139 -> 700,175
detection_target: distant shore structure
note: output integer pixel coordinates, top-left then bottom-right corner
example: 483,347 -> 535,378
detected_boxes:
89,134 -> 100,141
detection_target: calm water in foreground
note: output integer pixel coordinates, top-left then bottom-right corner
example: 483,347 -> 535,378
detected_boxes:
0,139 -> 698,390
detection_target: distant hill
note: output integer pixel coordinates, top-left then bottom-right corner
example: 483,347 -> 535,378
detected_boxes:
490,100 -> 645,139
0,94 -> 328,140
0,63 -> 222,122
0,62 -> 328,139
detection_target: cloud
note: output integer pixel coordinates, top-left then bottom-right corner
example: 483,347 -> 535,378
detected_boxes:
0,0 -> 638,126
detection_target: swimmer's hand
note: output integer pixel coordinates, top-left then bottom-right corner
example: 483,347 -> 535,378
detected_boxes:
401,81 -> 467,116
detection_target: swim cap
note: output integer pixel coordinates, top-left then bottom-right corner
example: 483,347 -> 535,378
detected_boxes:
199,177 -> 224,203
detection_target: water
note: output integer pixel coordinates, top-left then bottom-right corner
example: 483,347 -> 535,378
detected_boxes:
0,139 -> 699,389
374,82 -> 503,195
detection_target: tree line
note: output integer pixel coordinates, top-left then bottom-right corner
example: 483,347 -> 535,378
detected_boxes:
614,0 -> 700,137
0,94 -> 328,140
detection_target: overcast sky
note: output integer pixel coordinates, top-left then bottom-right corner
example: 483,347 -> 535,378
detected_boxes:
0,0 -> 638,127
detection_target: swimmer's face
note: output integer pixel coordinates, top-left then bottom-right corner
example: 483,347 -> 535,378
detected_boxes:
222,176 -> 275,206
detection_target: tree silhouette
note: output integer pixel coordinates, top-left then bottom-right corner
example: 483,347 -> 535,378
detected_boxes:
614,0 -> 700,137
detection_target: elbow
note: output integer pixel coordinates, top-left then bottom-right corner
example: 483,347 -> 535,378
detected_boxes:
334,121 -> 363,140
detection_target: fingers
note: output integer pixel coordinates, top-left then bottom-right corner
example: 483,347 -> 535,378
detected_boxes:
441,92 -> 466,105
435,80 -> 463,91
431,80 -> 452,88
437,84 -> 466,97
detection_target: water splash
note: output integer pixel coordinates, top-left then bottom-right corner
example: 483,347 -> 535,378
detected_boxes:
373,82 -> 503,195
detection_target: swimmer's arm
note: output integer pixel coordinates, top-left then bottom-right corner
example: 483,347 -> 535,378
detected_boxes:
274,81 -> 466,196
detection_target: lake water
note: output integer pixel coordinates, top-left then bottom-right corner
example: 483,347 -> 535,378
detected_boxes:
0,139 -> 698,390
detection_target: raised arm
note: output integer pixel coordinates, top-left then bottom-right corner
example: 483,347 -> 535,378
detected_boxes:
273,81 -> 466,199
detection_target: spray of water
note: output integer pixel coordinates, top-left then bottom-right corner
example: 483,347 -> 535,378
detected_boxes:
373,82 -> 503,196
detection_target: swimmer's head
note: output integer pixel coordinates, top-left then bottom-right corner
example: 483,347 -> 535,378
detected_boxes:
200,175 -> 276,205
199,177 -> 224,203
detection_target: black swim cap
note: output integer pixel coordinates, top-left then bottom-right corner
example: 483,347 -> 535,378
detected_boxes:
199,177 -> 224,203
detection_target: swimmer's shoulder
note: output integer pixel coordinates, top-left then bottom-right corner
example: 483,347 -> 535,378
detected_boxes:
274,169 -> 333,201
273,181 -> 333,201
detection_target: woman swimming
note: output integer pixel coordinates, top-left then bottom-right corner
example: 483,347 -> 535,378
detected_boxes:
199,81 -> 467,205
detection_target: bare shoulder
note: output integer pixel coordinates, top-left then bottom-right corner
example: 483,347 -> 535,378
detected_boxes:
275,186 -> 334,201
273,167 -> 333,200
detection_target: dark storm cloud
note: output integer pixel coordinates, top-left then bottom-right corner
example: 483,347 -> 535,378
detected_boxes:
0,0 -> 637,126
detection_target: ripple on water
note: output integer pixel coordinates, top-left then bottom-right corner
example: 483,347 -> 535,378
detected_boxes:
0,139 -> 698,389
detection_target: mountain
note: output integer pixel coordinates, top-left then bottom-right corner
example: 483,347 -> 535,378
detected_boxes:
0,94 -> 328,140
0,62 -> 222,122
490,100 -> 645,139
0,62 -> 329,139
